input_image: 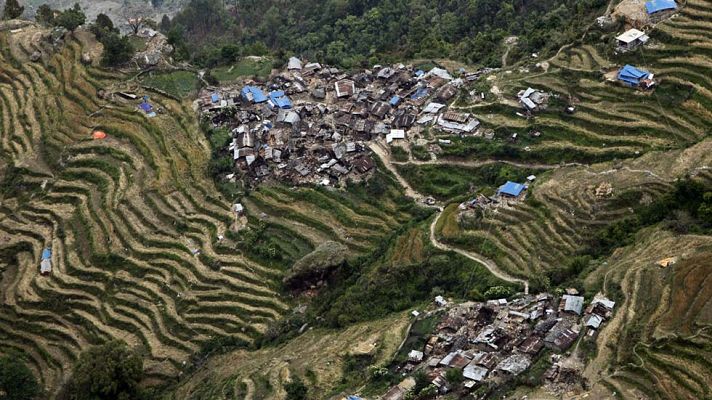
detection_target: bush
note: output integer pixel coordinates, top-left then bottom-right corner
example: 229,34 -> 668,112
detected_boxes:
284,376 -> 308,400
0,356 -> 40,400
65,341 -> 144,400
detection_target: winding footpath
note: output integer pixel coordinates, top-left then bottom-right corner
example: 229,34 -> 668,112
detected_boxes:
369,141 -> 530,294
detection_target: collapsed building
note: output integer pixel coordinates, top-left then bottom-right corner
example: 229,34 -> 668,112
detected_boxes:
197,58 -> 488,186
384,291 -> 616,399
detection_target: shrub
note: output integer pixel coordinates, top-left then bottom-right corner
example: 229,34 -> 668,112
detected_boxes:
65,341 -> 143,400
0,356 -> 40,400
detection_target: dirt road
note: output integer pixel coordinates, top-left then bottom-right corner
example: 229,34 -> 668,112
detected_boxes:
369,141 -> 530,293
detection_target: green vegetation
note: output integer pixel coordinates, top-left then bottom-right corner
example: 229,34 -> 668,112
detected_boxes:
211,58 -> 273,82
66,341 -> 144,400
141,70 -> 199,98
162,0 -> 608,68
54,3 -> 86,33
312,222 -> 511,327
283,241 -> 348,290
2,0 -> 23,20
588,179 -> 712,257
397,163 -> 540,200
0,356 -> 40,400
284,376 -> 308,400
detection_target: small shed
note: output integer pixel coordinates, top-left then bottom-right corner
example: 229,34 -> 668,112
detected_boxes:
616,29 -> 649,50
40,247 -> 52,275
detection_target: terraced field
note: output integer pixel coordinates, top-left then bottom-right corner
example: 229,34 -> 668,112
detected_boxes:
582,230 -> 712,400
171,312 -> 411,400
424,0 -> 712,281
441,0 -> 712,165
435,137 -> 712,280
0,26 -> 419,397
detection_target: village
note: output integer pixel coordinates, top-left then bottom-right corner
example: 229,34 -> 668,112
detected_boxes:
376,290 -> 617,400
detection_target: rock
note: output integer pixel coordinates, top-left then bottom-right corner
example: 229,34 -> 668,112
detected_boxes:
81,53 -> 92,64
30,51 -> 42,62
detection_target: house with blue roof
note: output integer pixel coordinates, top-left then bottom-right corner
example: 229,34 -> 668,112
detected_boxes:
241,86 -> 268,103
269,90 -> 292,109
645,0 -> 677,14
389,95 -> 401,107
211,93 -> 220,103
617,64 -> 654,87
498,181 -> 527,198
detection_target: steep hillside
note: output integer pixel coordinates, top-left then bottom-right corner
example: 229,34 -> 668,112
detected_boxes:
0,24 -> 428,397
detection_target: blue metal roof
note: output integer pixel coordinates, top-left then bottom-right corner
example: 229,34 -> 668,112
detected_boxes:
241,86 -> 268,103
42,248 -> 52,260
646,0 -> 676,14
346,396 -> 363,400
211,93 -> 220,103
415,70 -> 425,77
389,95 -> 401,106
617,65 -> 650,85
498,181 -> 526,197
269,91 -> 292,109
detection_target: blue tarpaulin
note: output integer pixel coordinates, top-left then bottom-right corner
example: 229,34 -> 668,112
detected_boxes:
42,248 -> 51,260
415,70 -> 425,77
389,95 -> 401,106
139,102 -> 153,113
241,86 -> 268,103
617,64 -> 650,86
498,181 -> 526,197
411,87 -> 429,100
211,93 -> 220,103
646,0 -> 676,14
269,90 -> 292,109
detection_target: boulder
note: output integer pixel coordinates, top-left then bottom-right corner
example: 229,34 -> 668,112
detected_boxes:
30,51 -> 42,62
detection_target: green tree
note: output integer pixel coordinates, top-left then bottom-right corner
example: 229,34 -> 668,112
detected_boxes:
90,13 -> 116,41
159,14 -> 171,32
54,3 -> 86,33
0,356 -> 40,400
284,376 -> 308,400
35,4 -> 54,26
2,0 -> 24,20
100,32 -> 134,66
67,340 -> 143,400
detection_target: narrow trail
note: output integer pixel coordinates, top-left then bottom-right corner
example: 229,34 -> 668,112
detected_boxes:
369,141 -> 530,293
429,211 -> 530,294
391,157 -> 584,171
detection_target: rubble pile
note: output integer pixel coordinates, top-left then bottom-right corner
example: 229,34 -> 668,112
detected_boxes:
196,59 -> 493,186
384,290 -> 616,399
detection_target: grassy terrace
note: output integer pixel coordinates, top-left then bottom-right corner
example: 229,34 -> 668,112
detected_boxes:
0,26 -> 446,397
0,30 -> 289,396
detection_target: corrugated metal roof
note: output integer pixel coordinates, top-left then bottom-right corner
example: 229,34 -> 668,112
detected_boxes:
498,181 -> 526,197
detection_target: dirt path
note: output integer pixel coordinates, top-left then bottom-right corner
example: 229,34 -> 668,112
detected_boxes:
368,142 -> 424,201
391,157 -> 584,171
429,212 -> 529,293
369,141 -> 530,293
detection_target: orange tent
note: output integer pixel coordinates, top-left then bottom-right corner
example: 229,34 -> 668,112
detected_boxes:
92,130 -> 107,140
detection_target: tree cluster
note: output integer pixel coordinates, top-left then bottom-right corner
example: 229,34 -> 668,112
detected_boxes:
161,0 -> 608,69
2,0 -> 24,20
62,340 -> 144,400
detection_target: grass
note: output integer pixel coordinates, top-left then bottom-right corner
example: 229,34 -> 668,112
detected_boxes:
141,70 -> 199,98
211,58 -> 273,82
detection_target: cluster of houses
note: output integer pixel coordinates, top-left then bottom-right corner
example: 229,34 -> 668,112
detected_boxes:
459,178 -> 535,212
196,59 -> 492,185
378,290 -> 615,399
